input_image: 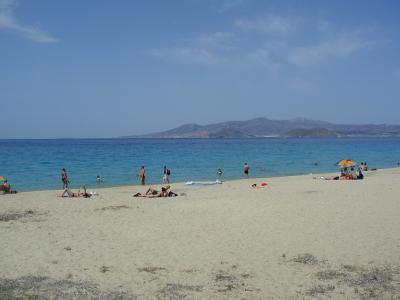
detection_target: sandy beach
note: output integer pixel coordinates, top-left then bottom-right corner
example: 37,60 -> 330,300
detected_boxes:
1,168 -> 400,299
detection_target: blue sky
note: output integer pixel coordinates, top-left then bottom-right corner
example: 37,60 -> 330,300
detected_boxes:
1,0 -> 399,138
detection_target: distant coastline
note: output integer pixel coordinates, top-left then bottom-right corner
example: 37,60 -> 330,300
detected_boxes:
122,117 -> 400,139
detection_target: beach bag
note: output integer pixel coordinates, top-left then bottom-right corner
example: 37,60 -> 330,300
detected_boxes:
167,169 -> 171,175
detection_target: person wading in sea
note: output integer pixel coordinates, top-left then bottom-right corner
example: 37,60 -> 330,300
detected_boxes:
138,166 -> 146,185
243,163 -> 250,178
163,166 -> 170,184
61,168 -> 69,189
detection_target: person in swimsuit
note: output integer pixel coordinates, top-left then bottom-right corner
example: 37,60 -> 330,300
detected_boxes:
243,163 -> 250,177
216,168 -> 222,178
61,168 -> 69,189
138,166 -> 145,185
61,188 -> 80,197
163,166 -> 170,184
60,186 -> 91,198
133,185 -> 177,198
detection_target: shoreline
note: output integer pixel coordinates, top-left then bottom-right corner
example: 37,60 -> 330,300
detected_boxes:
8,166 -> 397,194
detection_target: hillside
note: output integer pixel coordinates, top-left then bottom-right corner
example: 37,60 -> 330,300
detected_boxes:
123,117 -> 400,138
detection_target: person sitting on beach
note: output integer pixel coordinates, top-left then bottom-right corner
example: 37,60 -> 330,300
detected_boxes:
339,167 -> 354,180
321,173 -> 355,180
349,167 -> 358,180
357,168 -> 364,180
1,180 -> 18,194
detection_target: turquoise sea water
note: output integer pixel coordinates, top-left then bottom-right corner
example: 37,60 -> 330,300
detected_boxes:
1,138 -> 399,191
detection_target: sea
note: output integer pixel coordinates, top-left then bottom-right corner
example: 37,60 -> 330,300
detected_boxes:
1,138 -> 399,191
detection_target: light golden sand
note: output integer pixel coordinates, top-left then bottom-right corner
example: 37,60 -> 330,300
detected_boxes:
1,168 -> 400,299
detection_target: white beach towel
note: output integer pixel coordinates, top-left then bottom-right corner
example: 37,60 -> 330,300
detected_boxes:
185,180 -> 222,186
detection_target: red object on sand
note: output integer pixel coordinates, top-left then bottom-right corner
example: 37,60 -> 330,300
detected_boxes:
261,182 -> 268,186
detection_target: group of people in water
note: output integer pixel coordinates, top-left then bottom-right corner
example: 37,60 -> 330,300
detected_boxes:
136,165 -> 171,186
136,163 -> 251,185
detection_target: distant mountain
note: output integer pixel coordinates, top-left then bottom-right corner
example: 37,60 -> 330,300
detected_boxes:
285,128 -> 338,138
123,117 -> 400,138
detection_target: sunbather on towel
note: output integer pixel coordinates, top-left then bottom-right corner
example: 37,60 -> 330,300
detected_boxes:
61,186 -> 91,198
134,185 -> 177,198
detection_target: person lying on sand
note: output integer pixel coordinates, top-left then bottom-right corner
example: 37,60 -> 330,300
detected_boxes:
61,186 -> 91,198
133,185 -> 178,198
61,188 -> 80,197
1,180 -> 18,194
251,183 -> 268,188
318,175 -> 357,180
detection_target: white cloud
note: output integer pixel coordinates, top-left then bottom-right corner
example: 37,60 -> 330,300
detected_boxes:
235,15 -> 296,36
0,0 -> 57,43
194,31 -> 234,49
152,17 -> 374,70
289,32 -> 370,66
151,31 -> 234,66
151,47 -> 227,66
237,48 -> 280,70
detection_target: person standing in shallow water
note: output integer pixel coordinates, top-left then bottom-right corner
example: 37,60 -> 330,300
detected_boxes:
138,166 -> 146,185
163,166 -> 170,184
243,163 -> 250,178
61,168 -> 68,189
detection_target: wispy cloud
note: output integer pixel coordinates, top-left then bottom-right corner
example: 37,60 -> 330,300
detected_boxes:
0,0 -> 58,43
194,31 -> 234,49
235,15 -> 297,36
151,47 -> 227,65
152,13 -> 375,70
151,31 -> 234,66
237,48 -> 280,70
213,0 -> 249,13
289,31 -> 371,66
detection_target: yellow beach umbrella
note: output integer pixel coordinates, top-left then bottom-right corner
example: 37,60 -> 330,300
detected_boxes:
337,159 -> 357,167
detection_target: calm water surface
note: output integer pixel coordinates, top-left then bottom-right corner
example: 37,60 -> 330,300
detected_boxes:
0,138 -> 399,191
